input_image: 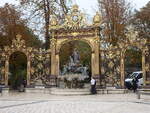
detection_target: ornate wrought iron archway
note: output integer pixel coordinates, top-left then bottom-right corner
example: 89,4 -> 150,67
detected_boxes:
49,5 -> 101,79
0,35 -> 51,87
100,28 -> 150,87
0,35 -> 31,86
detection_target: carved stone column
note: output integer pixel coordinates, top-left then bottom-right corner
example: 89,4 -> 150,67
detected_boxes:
4,59 -> 9,86
120,52 -> 125,88
50,31 -> 57,76
51,47 -> 56,76
142,50 -> 146,86
27,59 -> 31,86
91,52 -> 95,76
92,28 -> 100,77
55,54 -> 60,76
94,42 -> 100,76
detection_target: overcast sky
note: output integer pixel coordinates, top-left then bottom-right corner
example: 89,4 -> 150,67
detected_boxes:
0,0 -> 149,16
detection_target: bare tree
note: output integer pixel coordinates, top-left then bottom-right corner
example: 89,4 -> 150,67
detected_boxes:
98,0 -> 131,45
0,4 -> 42,48
19,0 -> 71,49
132,1 -> 150,42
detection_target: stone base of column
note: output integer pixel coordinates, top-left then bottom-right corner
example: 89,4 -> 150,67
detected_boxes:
1,86 -> 9,96
49,75 -> 58,87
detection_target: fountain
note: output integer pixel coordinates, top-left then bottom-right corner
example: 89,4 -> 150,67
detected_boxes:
61,48 -> 88,76
59,48 -> 89,88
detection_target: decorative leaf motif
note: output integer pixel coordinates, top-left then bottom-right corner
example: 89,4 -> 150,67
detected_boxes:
12,35 -> 26,49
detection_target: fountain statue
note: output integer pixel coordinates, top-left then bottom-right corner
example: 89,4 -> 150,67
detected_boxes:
72,48 -> 80,64
61,48 -> 88,76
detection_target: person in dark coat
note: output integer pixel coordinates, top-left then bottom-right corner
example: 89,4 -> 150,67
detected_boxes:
90,77 -> 97,94
132,77 -> 138,93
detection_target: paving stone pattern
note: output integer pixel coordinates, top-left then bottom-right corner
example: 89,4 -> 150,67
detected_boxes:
0,93 -> 150,113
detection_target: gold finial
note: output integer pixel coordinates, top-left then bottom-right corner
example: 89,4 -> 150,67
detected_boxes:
16,34 -> 22,39
50,16 -> 58,26
93,12 -> 102,26
72,4 -> 79,12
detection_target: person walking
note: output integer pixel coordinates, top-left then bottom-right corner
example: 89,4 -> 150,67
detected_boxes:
90,77 -> 97,94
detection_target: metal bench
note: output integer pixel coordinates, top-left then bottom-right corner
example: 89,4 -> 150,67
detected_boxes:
137,89 -> 150,99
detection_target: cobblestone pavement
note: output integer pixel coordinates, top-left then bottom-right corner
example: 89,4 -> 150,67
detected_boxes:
0,93 -> 150,113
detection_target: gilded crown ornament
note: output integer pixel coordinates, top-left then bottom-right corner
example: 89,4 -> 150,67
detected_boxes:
63,4 -> 87,29
49,4 -> 88,30
49,5 -> 104,30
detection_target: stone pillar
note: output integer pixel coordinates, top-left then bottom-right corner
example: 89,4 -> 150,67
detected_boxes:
120,52 -> 125,88
55,54 -> 60,76
50,31 -> 57,76
91,52 -> 95,76
51,47 -> 56,76
142,50 -> 146,86
94,42 -> 100,76
92,27 -> 100,77
27,59 -> 31,86
4,59 -> 9,86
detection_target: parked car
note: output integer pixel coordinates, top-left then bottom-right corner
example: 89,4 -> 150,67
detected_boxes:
125,71 -> 143,89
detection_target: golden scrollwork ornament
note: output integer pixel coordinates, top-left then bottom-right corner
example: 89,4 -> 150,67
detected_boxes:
145,64 -> 150,71
93,37 -> 100,44
50,37 -> 57,48
12,34 -> 26,49
45,68 -> 49,75
116,66 -> 120,73
0,67 -> 5,74
30,67 -> 35,75
37,63 -> 43,69
108,61 -> 114,68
